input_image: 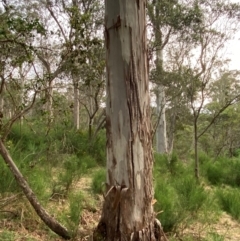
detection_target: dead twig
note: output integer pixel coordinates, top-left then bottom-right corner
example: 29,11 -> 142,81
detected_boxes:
0,193 -> 23,209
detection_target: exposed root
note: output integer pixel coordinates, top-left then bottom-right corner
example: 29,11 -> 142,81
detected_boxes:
154,219 -> 169,241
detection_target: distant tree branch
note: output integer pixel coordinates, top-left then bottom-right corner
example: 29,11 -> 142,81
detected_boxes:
2,90 -> 38,140
197,95 -> 240,139
46,1 -> 68,43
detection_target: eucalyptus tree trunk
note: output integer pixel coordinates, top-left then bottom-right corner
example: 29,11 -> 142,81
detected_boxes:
73,77 -> 80,129
152,6 -> 168,154
0,84 -> 4,115
1,81 -> 11,121
0,96 -> 3,113
88,85 -> 94,139
194,118 -> 199,180
156,85 -> 168,153
0,85 -> 3,129
167,96 -> 179,154
19,67 -> 25,125
74,86 -> 80,129
46,81 -> 53,122
93,0 -> 161,240
167,108 -> 177,154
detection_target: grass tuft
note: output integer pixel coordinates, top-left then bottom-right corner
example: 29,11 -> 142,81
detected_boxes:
91,168 -> 106,194
216,188 -> 240,221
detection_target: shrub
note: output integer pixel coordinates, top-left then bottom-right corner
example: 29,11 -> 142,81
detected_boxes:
91,168 -> 106,194
154,153 -> 169,177
80,155 -> 97,171
232,160 -> 240,187
154,179 -> 180,232
63,129 -> 89,155
59,129 -> 106,166
232,148 -> 240,157
154,152 -> 186,178
174,175 -> 208,213
67,192 -> 84,236
0,157 -> 19,194
9,123 -> 46,154
0,230 -> 15,241
168,152 -> 178,174
27,168 -> 52,201
8,122 -> 106,169
205,232 -> 225,241
57,192 -> 84,238
52,154 -> 89,195
204,162 -> 226,185
168,152 -> 187,177
64,154 -> 95,174
198,151 -> 211,165
216,188 -> 240,221
203,157 -> 240,187
90,134 -> 106,166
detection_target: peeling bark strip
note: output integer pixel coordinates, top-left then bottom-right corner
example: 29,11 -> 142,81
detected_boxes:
0,140 -> 70,240
94,0 -> 161,240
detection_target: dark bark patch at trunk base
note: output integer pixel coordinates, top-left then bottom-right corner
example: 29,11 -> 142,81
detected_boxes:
92,218 -> 165,241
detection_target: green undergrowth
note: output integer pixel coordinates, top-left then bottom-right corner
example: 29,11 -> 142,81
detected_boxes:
0,230 -> 16,241
64,192 -> 84,237
91,168 -> 106,194
0,123 -> 106,198
154,153 -> 220,235
1,122 -> 240,240
202,156 -> 240,187
8,122 -> 106,166
153,151 -> 240,238
0,122 -> 106,240
216,187 -> 240,221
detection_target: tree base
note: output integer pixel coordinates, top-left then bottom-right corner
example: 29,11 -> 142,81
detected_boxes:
91,218 -> 167,241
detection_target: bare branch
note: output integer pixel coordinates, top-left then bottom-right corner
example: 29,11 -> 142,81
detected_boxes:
2,90 -> 38,140
46,1 -> 68,43
197,95 -> 240,139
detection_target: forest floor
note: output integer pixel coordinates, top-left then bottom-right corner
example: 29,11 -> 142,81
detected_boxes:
181,212 -> 240,241
1,176 -> 240,241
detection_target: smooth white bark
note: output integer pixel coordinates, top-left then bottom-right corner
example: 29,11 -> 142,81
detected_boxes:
156,85 -> 168,153
95,0 -> 159,240
155,46 -> 168,154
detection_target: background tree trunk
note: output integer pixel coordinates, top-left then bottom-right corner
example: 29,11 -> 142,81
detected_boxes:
46,81 -> 53,122
93,0 -> 161,240
0,84 -> 4,115
149,1 -> 169,154
194,117 -> 199,180
167,107 -> 177,154
156,85 -> 168,153
73,77 -> 80,129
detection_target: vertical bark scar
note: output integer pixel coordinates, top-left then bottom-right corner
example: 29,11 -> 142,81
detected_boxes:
126,27 -> 144,192
105,26 -> 110,50
136,0 -> 140,9
129,27 -> 143,122
105,15 -> 121,50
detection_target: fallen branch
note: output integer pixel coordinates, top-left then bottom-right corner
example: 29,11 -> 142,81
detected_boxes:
0,139 -> 71,239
